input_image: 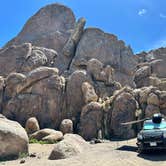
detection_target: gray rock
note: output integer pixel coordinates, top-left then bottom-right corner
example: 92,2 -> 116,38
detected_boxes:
49,134 -> 89,160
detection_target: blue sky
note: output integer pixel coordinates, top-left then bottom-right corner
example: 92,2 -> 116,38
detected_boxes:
0,0 -> 166,53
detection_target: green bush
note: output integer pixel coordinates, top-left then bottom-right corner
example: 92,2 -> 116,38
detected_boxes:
29,138 -> 57,144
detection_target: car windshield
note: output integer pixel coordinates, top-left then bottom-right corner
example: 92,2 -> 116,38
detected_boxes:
143,120 -> 166,130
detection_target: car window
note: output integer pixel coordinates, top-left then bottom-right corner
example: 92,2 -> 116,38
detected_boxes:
143,120 -> 166,130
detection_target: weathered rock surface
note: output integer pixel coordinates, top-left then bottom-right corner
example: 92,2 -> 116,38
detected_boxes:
49,134 -> 89,160
134,47 -> 166,88
5,4 -> 75,51
65,70 -> 91,128
70,28 -> 137,86
0,43 -> 58,76
0,118 -> 29,160
82,82 -> 98,104
5,4 -> 78,73
30,129 -> 63,142
0,3 -> 166,142
25,117 -> 40,135
60,119 -> 73,134
79,102 -> 103,140
3,67 -> 65,128
63,17 -> 86,57
110,91 -> 137,139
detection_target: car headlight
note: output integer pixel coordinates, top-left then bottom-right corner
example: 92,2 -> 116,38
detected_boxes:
137,133 -> 143,140
163,132 -> 166,138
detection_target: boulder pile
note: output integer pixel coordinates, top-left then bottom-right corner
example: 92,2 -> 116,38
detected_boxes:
0,3 -> 165,144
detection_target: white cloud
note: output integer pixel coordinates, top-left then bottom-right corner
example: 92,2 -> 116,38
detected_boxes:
138,9 -> 147,16
160,13 -> 166,18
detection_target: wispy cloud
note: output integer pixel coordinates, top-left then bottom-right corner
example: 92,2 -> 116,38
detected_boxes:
160,13 -> 166,19
138,9 -> 147,16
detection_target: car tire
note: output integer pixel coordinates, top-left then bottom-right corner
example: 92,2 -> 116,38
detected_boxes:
137,143 -> 144,154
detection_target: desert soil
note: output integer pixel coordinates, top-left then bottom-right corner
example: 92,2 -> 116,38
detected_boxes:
1,139 -> 166,166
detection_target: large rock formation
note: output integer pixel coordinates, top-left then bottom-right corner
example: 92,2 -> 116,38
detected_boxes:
70,28 -> 137,86
3,67 -> 65,128
0,3 -> 166,142
5,4 -> 76,51
134,47 -> 166,89
0,43 -> 57,76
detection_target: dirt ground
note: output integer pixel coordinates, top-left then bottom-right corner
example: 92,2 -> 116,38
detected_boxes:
1,139 -> 166,166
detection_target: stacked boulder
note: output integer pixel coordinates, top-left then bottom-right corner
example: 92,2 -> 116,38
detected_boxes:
134,48 -> 166,90
0,3 -> 166,143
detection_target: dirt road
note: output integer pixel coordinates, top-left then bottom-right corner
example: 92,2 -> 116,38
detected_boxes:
1,139 -> 166,166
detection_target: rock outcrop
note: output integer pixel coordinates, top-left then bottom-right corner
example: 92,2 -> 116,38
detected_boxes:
0,3 -> 165,142
70,28 -> 137,86
3,67 -> 65,129
134,47 -> 166,89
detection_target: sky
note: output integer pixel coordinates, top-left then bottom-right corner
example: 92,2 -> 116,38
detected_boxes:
0,0 -> 166,53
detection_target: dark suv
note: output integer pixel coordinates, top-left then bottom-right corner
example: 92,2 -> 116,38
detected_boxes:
137,114 -> 166,153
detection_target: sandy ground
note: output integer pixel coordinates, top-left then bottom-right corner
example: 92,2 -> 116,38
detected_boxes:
1,139 -> 166,166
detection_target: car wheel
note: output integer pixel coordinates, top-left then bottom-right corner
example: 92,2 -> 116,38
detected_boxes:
137,143 -> 144,154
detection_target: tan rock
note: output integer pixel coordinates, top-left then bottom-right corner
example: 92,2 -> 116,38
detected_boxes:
79,102 -> 103,140
147,93 -> 159,106
42,132 -> 63,143
3,67 -> 65,129
159,80 -> 166,91
149,76 -> 161,87
139,86 -> 157,104
110,92 -> 137,139
63,17 -> 86,57
60,119 -> 73,134
30,129 -> 63,141
70,28 -> 137,86
25,117 -> 40,135
49,134 -> 89,160
82,82 -> 98,104
0,118 -> 29,160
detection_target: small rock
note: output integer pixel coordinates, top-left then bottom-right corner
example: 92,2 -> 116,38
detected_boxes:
25,117 -> 40,135
30,129 -> 63,142
49,134 -> 89,160
29,153 -> 36,158
20,159 -> 25,164
60,119 -> 73,134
